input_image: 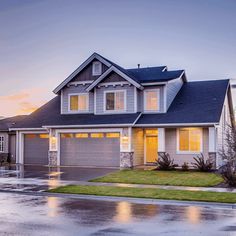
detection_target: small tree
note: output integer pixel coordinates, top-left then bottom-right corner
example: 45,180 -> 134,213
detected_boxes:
219,124 -> 236,187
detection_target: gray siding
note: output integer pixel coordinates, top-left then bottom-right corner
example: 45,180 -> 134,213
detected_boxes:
132,128 -> 144,166
165,128 -> 209,166
71,59 -> 108,82
95,84 -> 135,114
138,86 -> 165,113
61,85 -> 94,114
0,132 -> 9,153
166,78 -> 183,110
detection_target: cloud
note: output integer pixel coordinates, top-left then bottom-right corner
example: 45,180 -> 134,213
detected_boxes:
0,88 -> 48,117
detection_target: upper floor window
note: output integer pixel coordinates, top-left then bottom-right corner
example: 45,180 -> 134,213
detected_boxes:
0,136 -> 4,152
105,90 -> 125,112
144,89 -> 160,112
69,93 -> 89,112
178,128 -> 202,153
92,61 -> 102,76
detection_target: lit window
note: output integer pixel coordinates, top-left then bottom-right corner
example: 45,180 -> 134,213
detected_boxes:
92,61 -> 102,76
106,133 -> 120,138
0,136 -> 4,152
144,90 -> 159,111
75,133 -> 88,138
25,134 -> 37,139
61,133 -> 74,138
178,128 -> 202,152
39,134 -> 49,139
105,91 -> 125,111
69,94 -> 88,112
91,133 -> 104,138
145,129 -> 158,135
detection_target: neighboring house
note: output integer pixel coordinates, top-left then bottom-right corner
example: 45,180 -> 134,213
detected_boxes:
0,116 -> 27,163
10,53 -> 235,169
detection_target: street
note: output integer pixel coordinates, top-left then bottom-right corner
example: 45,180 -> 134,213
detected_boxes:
0,192 -> 235,236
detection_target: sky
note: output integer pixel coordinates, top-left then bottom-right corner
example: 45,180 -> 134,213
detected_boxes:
0,0 -> 236,117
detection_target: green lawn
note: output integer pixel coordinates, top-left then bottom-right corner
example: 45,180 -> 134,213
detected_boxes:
91,170 -> 223,187
48,185 -> 236,204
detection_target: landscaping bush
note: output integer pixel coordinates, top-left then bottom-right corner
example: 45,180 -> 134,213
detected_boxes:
192,153 -> 213,172
155,152 -> 178,171
181,162 -> 189,171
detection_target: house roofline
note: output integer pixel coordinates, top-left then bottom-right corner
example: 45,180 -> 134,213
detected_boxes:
53,53 -> 112,94
134,122 -> 218,127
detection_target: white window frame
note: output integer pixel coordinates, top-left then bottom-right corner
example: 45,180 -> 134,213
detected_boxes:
92,61 -> 102,76
144,88 -> 161,113
103,90 -> 127,113
0,135 -> 4,152
176,128 -> 203,154
68,93 -> 89,113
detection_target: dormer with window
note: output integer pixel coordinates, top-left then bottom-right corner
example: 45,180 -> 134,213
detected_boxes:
92,61 -> 102,76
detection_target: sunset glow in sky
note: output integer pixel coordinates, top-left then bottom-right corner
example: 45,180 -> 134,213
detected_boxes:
1,0 -> 236,117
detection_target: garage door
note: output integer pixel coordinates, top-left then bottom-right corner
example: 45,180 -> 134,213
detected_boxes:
24,134 -> 49,165
60,132 -> 120,167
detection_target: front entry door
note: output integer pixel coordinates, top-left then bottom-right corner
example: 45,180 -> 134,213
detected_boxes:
146,136 -> 158,163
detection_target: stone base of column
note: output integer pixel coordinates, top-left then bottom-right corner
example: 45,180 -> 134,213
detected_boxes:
208,152 -> 217,169
48,151 -> 58,166
120,152 -> 134,168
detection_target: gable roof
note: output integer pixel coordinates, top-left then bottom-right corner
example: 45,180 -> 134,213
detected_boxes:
53,53 -> 187,94
0,115 -> 27,131
136,79 -> 230,125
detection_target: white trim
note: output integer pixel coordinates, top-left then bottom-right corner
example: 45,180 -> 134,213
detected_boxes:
98,81 -> 130,87
209,127 -> 217,152
176,128 -> 203,154
53,53 -> 111,94
141,82 -> 167,86
43,124 -> 133,128
143,88 -> 161,113
132,113 -> 142,125
68,80 -> 94,86
60,89 -> 64,114
134,123 -> 217,127
103,89 -> 127,113
10,128 -> 47,131
94,88 -> 97,114
134,87 -> 138,112
158,128 -> 165,152
92,61 -> 102,76
86,66 -> 143,92
68,93 -> 89,113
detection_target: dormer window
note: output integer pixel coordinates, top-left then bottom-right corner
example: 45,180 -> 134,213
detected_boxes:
104,90 -> 126,112
69,93 -> 89,112
144,89 -> 160,112
92,61 -> 102,76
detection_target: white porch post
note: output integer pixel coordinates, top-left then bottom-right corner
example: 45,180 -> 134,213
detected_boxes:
158,128 -> 165,153
208,127 -> 217,168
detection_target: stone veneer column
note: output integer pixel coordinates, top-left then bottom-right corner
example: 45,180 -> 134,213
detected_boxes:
208,152 -> 216,169
120,152 -> 134,169
48,151 -> 58,166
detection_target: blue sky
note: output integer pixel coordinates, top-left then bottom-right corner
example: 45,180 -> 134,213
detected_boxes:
0,0 -> 236,116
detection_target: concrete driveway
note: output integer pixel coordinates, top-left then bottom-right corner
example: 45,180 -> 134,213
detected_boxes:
0,192 -> 235,236
0,165 -> 117,192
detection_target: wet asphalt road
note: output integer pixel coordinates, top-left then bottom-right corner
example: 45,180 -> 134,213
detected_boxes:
0,192 -> 235,236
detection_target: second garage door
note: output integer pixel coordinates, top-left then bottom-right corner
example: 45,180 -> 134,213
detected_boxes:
60,132 -> 120,167
24,133 -> 49,165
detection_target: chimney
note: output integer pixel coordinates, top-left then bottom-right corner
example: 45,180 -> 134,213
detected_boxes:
137,64 -> 140,69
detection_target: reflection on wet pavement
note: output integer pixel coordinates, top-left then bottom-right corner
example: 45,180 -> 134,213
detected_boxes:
0,192 -> 235,236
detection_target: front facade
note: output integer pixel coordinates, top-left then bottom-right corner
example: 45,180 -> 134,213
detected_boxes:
10,53 -> 235,168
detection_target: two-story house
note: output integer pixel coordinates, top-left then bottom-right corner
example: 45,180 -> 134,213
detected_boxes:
10,53 -> 235,169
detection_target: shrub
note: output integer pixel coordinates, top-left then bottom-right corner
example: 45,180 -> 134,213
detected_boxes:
192,153 -> 213,172
155,152 -> 178,171
221,163 -> 236,187
181,162 -> 189,171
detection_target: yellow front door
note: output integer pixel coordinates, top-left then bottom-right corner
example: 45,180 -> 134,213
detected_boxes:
146,136 -> 158,163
